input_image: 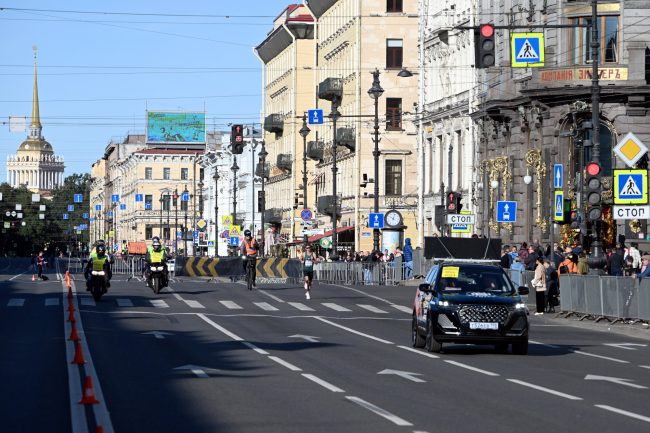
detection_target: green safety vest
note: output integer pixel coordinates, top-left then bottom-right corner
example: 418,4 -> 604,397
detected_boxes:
149,250 -> 164,263
92,256 -> 107,271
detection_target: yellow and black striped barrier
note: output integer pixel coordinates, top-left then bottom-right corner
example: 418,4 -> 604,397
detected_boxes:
179,257 -> 301,278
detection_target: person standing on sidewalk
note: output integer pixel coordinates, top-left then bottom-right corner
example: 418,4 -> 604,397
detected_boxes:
532,256 -> 547,315
403,238 -> 413,279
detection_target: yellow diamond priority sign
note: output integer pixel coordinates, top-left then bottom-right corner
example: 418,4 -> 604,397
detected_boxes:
614,132 -> 648,168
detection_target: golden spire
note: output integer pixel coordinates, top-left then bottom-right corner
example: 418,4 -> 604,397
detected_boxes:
30,45 -> 41,129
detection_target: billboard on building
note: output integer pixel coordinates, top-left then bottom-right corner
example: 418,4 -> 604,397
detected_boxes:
146,111 -> 206,144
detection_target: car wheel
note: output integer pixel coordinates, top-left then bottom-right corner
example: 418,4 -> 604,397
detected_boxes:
494,343 -> 509,353
424,318 -> 442,353
412,316 -> 425,348
512,339 -> 528,355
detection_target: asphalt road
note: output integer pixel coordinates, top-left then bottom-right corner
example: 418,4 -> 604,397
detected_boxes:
1,259 -> 650,433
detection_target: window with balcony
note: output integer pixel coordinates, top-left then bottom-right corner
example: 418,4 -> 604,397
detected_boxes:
386,39 -> 403,69
386,98 -> 402,130
387,0 -> 402,12
181,168 -> 188,180
145,167 -> 152,180
569,15 -> 619,65
163,167 -> 171,180
385,160 -> 403,196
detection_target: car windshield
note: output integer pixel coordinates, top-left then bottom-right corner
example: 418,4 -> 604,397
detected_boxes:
437,266 -> 514,294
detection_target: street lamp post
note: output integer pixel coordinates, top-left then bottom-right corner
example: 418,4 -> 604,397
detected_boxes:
166,193 -> 171,247
173,188 -> 179,255
299,114 -> 311,249
197,180 -> 204,256
259,142 -> 268,256
213,170 -> 220,257
368,69 -> 384,253
159,193 -> 164,239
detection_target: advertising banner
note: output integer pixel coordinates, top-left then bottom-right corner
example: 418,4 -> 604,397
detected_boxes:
146,111 -> 206,144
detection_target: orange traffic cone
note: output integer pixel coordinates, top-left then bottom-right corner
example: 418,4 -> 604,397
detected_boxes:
66,278 -> 72,288
79,376 -> 99,404
71,341 -> 86,364
69,323 -> 80,341
96,426 -> 105,433
67,310 -> 76,323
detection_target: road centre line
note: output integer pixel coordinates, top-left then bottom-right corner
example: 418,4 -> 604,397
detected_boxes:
242,341 -> 269,355
269,356 -> 302,371
314,317 -> 394,344
301,374 -> 345,393
345,396 -> 413,427
444,360 -> 499,377
595,405 -> 650,423
258,289 -> 285,303
9,269 -> 28,281
507,379 -> 583,400
197,313 -> 244,341
397,345 -> 440,359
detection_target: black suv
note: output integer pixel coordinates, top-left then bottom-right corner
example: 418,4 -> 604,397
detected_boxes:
411,262 -> 529,354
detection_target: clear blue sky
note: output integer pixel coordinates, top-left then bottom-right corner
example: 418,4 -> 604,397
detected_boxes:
0,1 -> 285,179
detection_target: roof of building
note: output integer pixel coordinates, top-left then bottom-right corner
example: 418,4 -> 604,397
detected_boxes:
17,137 -> 53,152
134,148 -> 202,155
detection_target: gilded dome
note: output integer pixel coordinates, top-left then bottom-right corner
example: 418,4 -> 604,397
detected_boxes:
18,137 -> 52,153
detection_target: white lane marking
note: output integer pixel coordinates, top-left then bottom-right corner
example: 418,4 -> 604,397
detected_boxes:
357,304 -> 388,314
45,298 -> 60,306
9,270 -> 27,281
258,290 -> 285,303
289,334 -> 320,343
596,405 -> 650,423
329,283 -> 395,305
288,302 -> 315,311
116,298 -> 134,307
254,302 -> 279,311
392,304 -> 412,314
640,365 -> 650,370
197,313 -> 244,341
345,396 -> 413,427
603,343 -> 647,350
445,360 -> 499,377
7,298 -> 25,307
142,331 -> 172,340
574,350 -> 629,364
242,341 -> 269,355
268,356 -> 302,371
529,340 -> 563,349
315,317 -> 394,344
585,374 -> 648,389
397,345 -> 440,359
184,300 -> 205,309
174,365 -> 209,378
507,379 -> 583,400
220,300 -> 243,310
378,369 -> 426,383
150,299 -> 169,308
302,374 -> 345,393
80,297 -> 96,307
322,303 -> 352,312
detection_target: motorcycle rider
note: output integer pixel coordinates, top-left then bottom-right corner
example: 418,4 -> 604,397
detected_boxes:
84,243 -> 112,291
90,239 -> 114,264
145,237 -> 169,288
239,229 -> 259,287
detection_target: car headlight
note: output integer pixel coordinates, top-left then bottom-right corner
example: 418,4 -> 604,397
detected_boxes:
515,303 -> 526,310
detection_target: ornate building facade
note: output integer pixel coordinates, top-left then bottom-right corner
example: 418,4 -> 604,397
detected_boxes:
6,49 -> 65,195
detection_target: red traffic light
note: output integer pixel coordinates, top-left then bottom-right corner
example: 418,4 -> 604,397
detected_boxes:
480,24 -> 494,38
586,162 -> 601,176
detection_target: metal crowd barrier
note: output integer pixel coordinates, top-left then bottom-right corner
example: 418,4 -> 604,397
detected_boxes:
559,274 -> 650,321
314,261 -> 402,286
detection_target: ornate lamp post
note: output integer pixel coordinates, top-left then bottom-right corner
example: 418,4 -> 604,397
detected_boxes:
159,193 -> 164,238
368,69 -> 384,253
213,170 -> 220,257
173,188 -> 179,255
182,185 -> 189,257
299,115 -> 311,249
258,142 -> 268,256
231,156 -> 239,254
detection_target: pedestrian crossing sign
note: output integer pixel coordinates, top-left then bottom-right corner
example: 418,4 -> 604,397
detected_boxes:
554,191 -> 564,221
511,33 -> 544,68
614,169 -> 648,204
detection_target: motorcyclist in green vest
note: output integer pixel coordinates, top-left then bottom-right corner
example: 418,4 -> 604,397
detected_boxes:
84,243 -> 112,291
145,237 -> 169,289
90,239 -> 114,264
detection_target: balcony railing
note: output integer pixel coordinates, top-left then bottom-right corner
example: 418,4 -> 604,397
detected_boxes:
263,113 -> 284,133
316,195 -> 342,216
318,78 -> 343,101
337,127 -> 355,151
264,208 -> 283,223
255,162 -> 270,179
277,153 -> 293,171
306,141 -> 325,162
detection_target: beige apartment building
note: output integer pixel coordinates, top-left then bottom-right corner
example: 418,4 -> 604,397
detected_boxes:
255,4 -> 316,245
89,134 -> 205,254
304,0 -> 420,254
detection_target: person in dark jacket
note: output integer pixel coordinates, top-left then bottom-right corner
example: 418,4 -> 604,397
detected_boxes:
524,246 -> 538,271
403,238 -> 413,279
500,247 -> 512,269
545,263 -> 560,313
608,244 -> 625,276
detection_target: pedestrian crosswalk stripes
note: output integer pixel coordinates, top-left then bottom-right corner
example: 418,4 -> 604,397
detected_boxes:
3,296 -> 409,315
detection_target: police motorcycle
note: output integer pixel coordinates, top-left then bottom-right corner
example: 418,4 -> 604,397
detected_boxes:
149,263 -> 166,294
145,238 -> 169,295
85,244 -> 111,302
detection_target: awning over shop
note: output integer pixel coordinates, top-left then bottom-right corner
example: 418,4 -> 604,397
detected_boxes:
308,225 -> 354,243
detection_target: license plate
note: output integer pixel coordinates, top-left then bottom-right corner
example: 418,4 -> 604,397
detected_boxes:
469,322 -> 498,330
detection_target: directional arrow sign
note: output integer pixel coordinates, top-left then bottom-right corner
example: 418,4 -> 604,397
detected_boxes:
142,331 -> 172,340
174,365 -> 214,378
289,334 -> 320,343
554,164 -> 563,189
377,369 -> 426,383
584,374 -> 648,389
603,343 -> 648,350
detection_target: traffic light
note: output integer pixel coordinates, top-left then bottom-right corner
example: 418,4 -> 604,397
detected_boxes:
446,191 -> 461,213
257,190 -> 265,212
585,161 -> 602,221
231,124 -> 244,154
475,24 -> 496,69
